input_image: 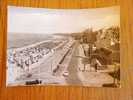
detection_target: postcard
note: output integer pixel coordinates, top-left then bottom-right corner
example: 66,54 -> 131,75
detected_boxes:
7,6 -> 120,87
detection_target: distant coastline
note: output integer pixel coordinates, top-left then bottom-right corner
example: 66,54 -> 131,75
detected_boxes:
7,33 -> 54,49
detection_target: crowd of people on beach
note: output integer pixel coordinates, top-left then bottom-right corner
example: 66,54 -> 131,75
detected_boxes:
7,39 -> 68,72
7,44 -> 51,71
7,40 -> 60,70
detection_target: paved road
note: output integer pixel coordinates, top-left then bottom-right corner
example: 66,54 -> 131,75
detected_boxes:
64,41 -> 114,87
64,41 -> 83,85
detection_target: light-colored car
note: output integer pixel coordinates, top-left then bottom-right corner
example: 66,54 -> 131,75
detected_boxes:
62,71 -> 69,77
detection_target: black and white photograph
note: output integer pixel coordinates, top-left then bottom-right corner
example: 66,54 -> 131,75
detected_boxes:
7,6 -> 120,87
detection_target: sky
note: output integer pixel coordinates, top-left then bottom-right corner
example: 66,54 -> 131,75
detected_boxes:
8,6 -> 120,34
